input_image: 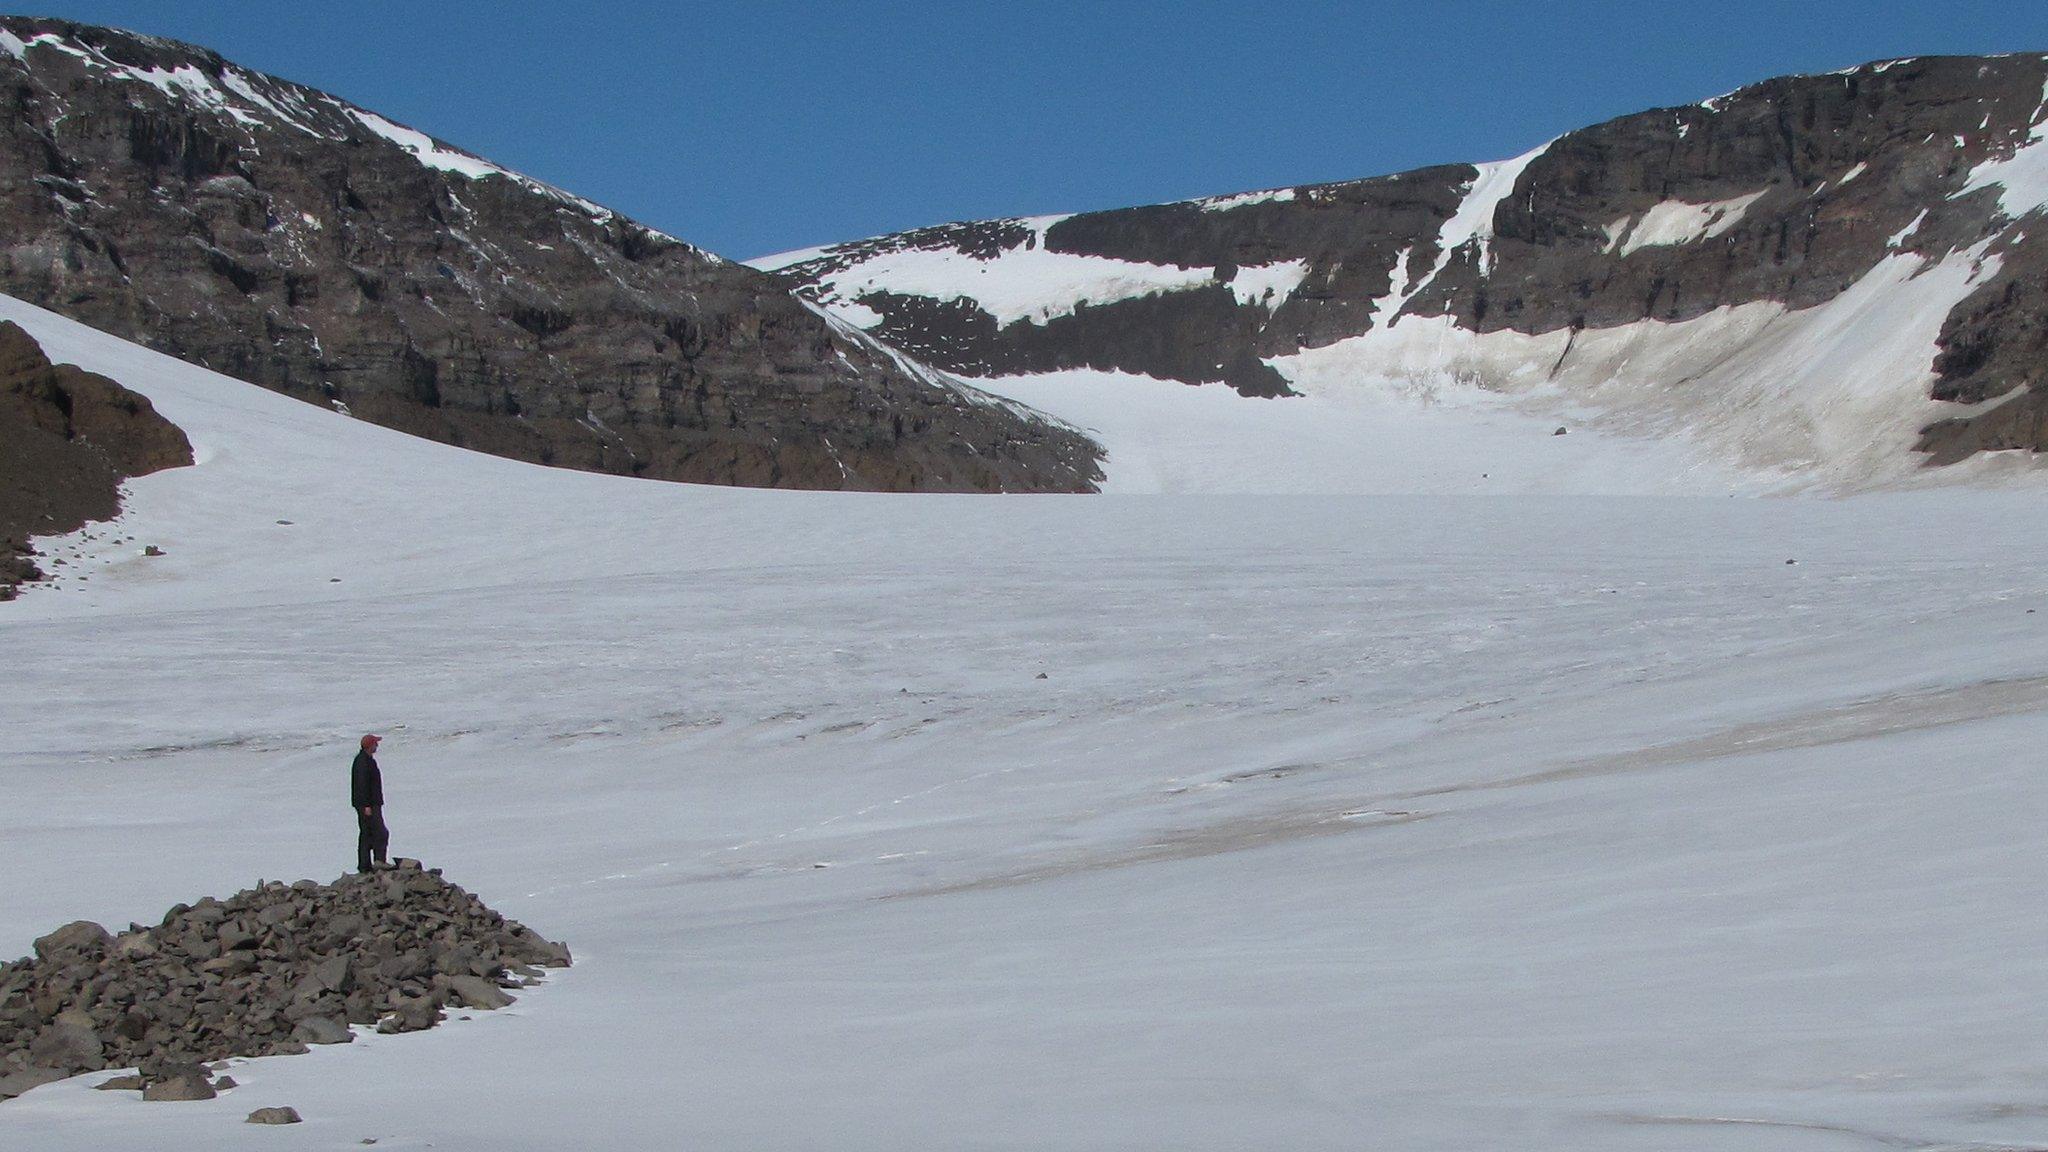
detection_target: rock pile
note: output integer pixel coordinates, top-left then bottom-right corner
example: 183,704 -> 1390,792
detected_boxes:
0,862 -> 568,1102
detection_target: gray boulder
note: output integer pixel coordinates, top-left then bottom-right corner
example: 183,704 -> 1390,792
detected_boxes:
311,954 -> 353,994
28,1012 -> 104,1072
0,1066 -> 68,1101
142,1068 -> 217,1102
291,1016 -> 352,1046
441,975 -> 514,1011
32,920 -> 111,961
246,1106 -> 302,1124
114,932 -> 158,959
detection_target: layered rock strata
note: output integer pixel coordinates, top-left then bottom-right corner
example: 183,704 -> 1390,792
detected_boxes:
762,54 -> 2048,467
0,18 -> 1099,493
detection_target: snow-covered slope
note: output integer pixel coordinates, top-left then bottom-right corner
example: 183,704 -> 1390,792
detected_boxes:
758,53 -> 2048,484
4,299 -> 2048,1150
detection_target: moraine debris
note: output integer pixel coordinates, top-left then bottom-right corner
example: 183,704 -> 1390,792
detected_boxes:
0,862 -> 568,1102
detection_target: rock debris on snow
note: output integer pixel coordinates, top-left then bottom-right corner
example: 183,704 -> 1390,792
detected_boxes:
0,862 -> 569,1102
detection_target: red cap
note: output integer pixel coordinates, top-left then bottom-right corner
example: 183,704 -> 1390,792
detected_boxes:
361,733 -> 381,750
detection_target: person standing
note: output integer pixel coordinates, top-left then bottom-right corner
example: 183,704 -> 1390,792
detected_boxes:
352,733 -> 389,872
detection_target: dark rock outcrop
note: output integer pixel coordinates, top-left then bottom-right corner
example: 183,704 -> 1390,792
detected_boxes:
0,320 -> 191,597
0,18 -> 1099,493
763,54 -> 2048,467
0,862 -> 568,1102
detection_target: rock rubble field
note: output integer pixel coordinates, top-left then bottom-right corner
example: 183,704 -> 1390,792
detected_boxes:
0,862 -> 568,1103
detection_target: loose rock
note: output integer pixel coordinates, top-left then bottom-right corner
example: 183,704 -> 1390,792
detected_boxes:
247,1106 -> 303,1124
291,1016 -> 352,1046
141,1069 -> 217,1102
0,1066 -> 67,1101
0,864 -> 568,1103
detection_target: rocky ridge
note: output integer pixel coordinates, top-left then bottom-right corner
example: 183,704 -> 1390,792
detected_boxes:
0,862 -> 568,1102
0,319 -> 190,598
0,18 -> 1100,493
760,54 -> 2048,471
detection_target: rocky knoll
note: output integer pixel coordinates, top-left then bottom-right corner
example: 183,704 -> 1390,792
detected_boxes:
0,18 -> 1099,493
0,320 -> 191,598
763,54 -> 2048,471
0,862 -> 568,1102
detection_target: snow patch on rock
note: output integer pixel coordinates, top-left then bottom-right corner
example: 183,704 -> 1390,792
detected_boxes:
1195,188 -> 1298,212
783,237 -> 1216,329
1372,143 -> 1551,329
799,300 -> 1089,437
1606,190 -> 1768,256
1889,209 -> 1930,248
0,24 -> 673,242
1228,260 -> 1310,311
1953,76 -> 2048,219
1265,242 -> 2002,489
344,109 -> 608,216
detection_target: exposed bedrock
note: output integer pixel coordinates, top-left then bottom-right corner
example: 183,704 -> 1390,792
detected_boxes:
0,320 -> 191,598
765,54 -> 2048,466
0,18 -> 1100,493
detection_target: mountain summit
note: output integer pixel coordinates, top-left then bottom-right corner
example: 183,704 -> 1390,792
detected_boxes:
0,18 -> 1100,492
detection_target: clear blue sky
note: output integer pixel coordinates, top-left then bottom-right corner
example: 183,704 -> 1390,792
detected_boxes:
35,1 -> 2048,259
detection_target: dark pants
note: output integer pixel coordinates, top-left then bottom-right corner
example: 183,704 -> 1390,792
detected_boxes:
356,806 -> 389,872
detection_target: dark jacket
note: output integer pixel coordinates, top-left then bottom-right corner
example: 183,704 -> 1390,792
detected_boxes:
351,751 -> 383,809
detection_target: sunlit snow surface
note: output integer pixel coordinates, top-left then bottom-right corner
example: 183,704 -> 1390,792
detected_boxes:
1606,190 -> 1769,256
4,295 -> 2048,1150
1955,76 -> 2048,219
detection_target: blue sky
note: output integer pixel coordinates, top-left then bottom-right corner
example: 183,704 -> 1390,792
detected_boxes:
37,1 -> 2048,259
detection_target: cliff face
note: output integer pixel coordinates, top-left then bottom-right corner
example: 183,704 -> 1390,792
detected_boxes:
760,54 -> 2048,472
0,320 -> 192,597
0,19 -> 1100,493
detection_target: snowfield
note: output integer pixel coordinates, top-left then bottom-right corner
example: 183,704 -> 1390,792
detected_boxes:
4,293 -> 2048,1151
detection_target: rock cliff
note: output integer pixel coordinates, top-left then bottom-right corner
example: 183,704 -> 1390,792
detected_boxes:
761,54 -> 2048,475
0,320 -> 190,597
0,18 -> 1100,494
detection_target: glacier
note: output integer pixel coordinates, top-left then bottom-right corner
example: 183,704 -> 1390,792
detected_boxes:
1,294 -> 2046,1151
